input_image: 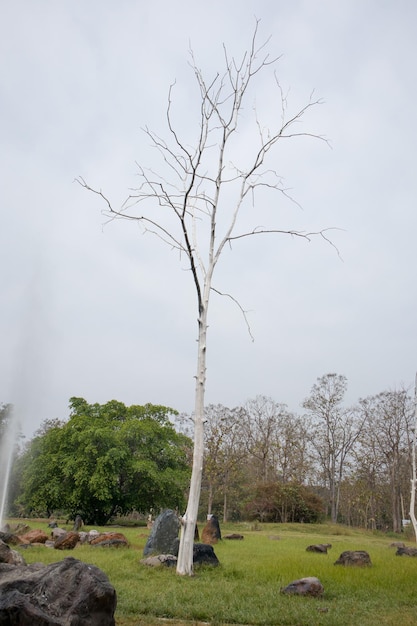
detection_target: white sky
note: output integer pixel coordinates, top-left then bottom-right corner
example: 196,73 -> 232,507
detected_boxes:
1,0 -> 416,437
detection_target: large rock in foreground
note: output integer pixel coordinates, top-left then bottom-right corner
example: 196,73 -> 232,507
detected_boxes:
0,556 -> 117,625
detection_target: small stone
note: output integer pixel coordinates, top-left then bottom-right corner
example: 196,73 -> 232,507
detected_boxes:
140,554 -> 178,567
306,543 -> 332,553
281,576 -> 324,597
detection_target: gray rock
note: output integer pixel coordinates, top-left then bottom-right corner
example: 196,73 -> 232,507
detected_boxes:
88,530 -> 100,542
334,550 -> 372,566
306,543 -> 332,553
51,527 -> 67,540
143,509 -> 180,556
396,546 -> 417,556
0,556 -> 116,625
281,576 -> 324,596
140,554 -> 178,567
0,540 -> 26,566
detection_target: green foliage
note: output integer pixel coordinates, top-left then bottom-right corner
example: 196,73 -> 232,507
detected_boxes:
245,481 -> 325,523
15,398 -> 191,524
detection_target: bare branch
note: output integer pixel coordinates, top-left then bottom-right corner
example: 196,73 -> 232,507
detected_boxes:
227,226 -> 343,257
211,286 -> 255,342
74,177 -> 187,254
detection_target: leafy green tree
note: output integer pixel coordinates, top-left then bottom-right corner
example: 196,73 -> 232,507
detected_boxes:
16,398 -> 191,524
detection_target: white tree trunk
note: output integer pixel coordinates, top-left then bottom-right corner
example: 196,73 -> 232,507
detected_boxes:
176,298 -> 209,575
409,374 -> 417,541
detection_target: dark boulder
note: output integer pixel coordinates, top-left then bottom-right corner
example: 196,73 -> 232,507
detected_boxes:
193,543 -> 219,566
334,550 -> 372,566
0,556 -> 116,625
143,509 -> 180,556
281,576 -> 324,597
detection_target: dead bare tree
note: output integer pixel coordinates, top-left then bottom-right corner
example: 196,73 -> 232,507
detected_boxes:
78,21 -> 335,575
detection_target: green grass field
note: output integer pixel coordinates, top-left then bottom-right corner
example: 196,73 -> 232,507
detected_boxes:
6,519 -> 417,625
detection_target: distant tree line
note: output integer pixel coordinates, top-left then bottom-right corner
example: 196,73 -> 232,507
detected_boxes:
190,374 -> 414,532
2,374 -> 415,531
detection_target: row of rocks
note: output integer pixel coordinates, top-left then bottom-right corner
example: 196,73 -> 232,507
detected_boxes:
2,527 -> 129,551
141,543 -> 220,568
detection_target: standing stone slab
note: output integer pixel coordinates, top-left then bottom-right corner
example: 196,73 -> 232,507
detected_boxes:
143,509 -> 180,556
201,515 -> 221,545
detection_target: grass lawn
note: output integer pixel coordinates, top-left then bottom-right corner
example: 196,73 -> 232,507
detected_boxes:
6,519 -> 417,625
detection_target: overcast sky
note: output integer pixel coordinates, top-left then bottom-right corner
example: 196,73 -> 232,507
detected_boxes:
1,0 -> 416,437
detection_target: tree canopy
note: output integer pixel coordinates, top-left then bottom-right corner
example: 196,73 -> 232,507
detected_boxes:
16,398 -> 191,524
